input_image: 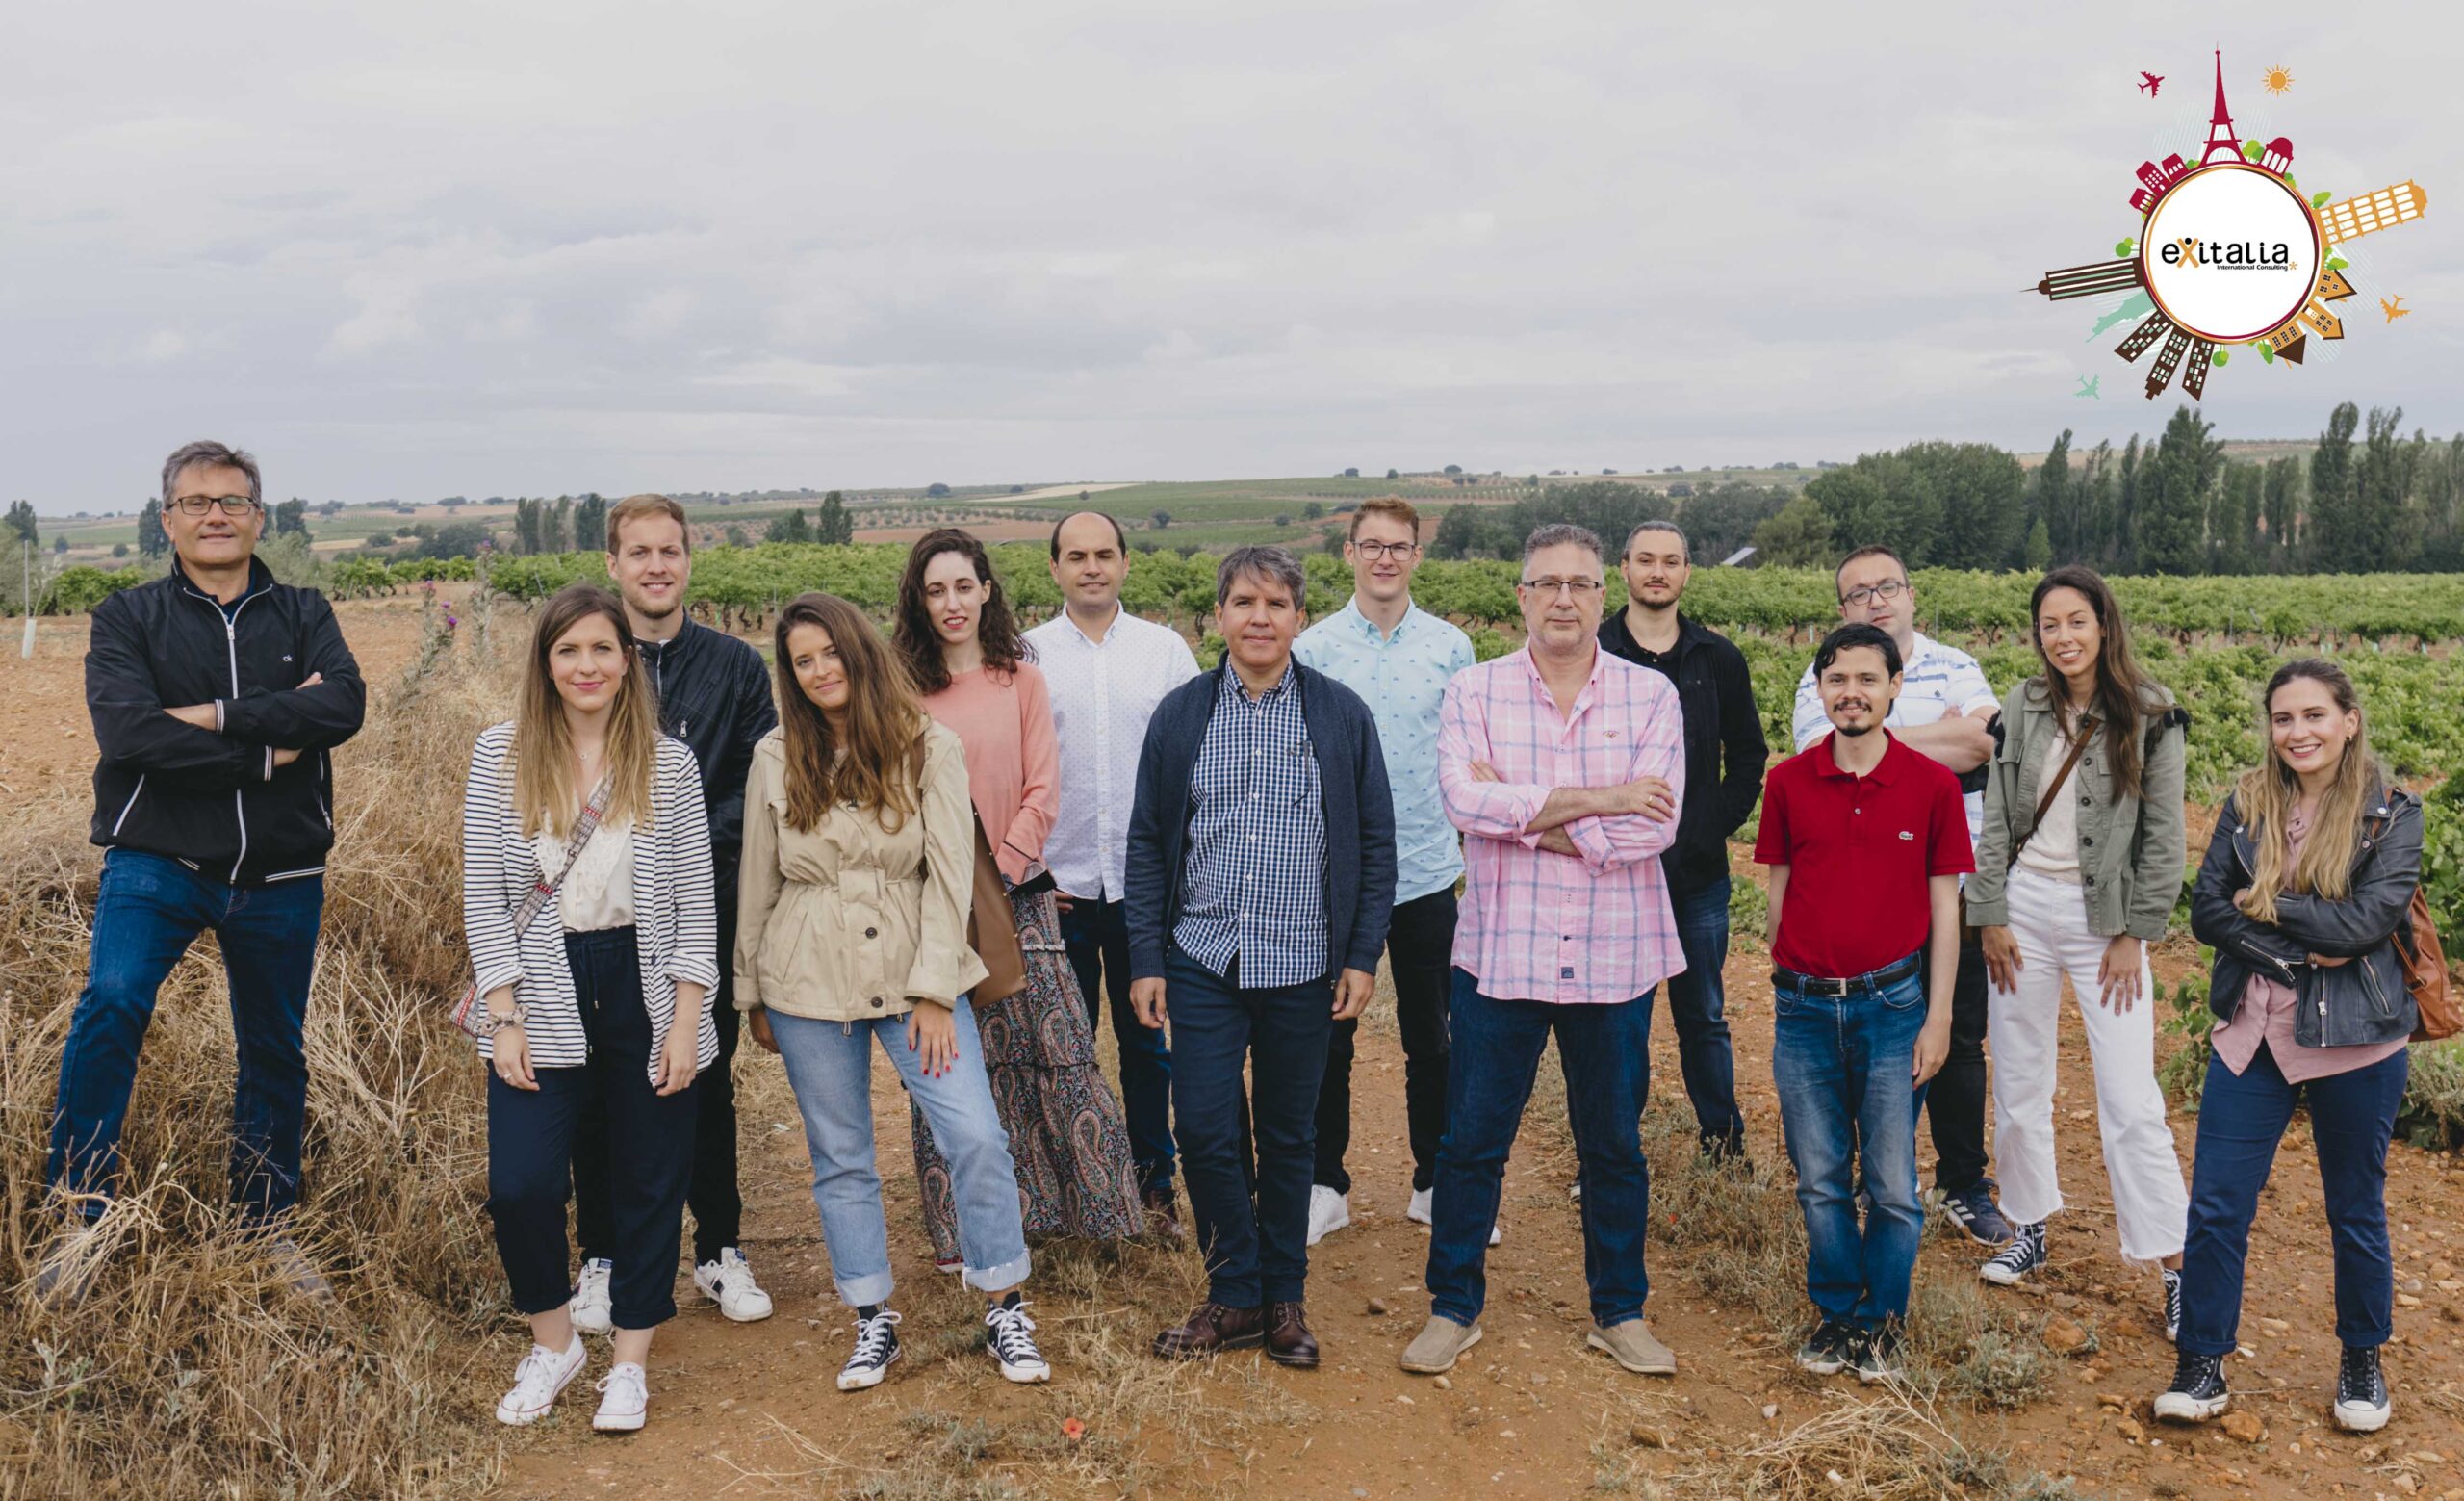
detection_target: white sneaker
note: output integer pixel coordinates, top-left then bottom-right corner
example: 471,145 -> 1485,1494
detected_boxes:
496,1335 -> 587,1425
693,1248 -> 775,1323
1404,1187 -> 1501,1246
570,1258 -> 614,1335
591,1361 -> 648,1432
985,1298 -> 1052,1384
1305,1185 -> 1352,1247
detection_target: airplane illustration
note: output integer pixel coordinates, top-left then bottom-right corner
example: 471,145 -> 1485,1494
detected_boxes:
2139,72 -> 2164,97
2383,296 -> 2411,322
2075,375 -> 2102,400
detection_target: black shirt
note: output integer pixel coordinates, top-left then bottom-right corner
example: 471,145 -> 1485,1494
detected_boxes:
1597,608 -> 1768,893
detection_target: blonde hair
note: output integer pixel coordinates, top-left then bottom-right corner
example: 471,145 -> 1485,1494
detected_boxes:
513,583 -> 659,838
2234,658 -> 2377,924
606,493 -> 692,556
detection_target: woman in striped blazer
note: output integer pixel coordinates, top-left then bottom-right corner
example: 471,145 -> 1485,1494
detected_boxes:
460,583 -> 719,1435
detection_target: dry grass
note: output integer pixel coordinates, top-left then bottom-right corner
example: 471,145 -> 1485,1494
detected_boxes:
0,636 -> 510,1499
1670,1388 -> 2051,1499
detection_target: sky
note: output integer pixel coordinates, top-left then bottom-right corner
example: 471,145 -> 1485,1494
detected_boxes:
5,1 -> 2455,512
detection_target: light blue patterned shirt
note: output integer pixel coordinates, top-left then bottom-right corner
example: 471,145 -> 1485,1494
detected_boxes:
1296,598 -> 1475,905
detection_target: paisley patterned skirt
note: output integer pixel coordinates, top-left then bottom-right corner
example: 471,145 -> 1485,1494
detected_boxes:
911,887 -> 1144,1256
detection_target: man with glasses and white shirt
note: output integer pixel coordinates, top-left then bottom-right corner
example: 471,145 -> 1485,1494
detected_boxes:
41,440 -> 366,1303
1023,511 -> 1200,1235
1788,545 -> 2012,1247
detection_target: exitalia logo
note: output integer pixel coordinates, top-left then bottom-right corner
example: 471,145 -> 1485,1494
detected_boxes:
2157,236 -> 2296,271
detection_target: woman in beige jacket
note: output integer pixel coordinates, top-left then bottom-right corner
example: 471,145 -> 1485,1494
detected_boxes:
736,592 -> 1049,1393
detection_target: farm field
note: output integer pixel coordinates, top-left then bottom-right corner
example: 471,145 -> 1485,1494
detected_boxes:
7,565 -> 2464,1499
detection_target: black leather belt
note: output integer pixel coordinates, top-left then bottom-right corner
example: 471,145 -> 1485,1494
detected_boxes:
1772,951 -> 1923,996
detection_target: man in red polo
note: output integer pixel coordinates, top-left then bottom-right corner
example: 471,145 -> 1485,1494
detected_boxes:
1755,622 -> 1968,1385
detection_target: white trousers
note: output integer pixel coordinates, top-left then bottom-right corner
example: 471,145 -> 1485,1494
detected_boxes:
1988,866 -> 2189,1262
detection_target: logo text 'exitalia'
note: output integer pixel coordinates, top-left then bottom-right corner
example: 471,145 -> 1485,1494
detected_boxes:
2160,237 -> 2295,270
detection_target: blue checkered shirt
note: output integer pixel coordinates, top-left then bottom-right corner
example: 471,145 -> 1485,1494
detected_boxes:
1172,661 -> 1328,986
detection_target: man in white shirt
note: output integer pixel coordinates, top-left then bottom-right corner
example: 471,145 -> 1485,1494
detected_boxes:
1788,545 -> 2015,1248
1024,511 -> 1201,1235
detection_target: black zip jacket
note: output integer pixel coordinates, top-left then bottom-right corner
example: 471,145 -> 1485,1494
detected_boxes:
1598,609 -> 1768,893
636,617 -> 777,907
2190,783 -> 2422,1048
86,557 -> 366,885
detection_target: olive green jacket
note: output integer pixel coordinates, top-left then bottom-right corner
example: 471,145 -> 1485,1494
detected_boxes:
1964,678 -> 2187,942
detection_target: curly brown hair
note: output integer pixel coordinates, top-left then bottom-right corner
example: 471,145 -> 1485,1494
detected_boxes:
891,528 -> 1030,695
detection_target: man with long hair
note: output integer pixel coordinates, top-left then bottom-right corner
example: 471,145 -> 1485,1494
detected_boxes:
41,440 -> 366,1303
568,494 -> 779,1334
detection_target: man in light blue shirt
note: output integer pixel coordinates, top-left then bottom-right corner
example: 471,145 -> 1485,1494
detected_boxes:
1293,497 -> 1477,1247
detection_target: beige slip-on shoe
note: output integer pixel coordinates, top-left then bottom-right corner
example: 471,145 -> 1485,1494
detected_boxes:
1586,1318 -> 1677,1376
1399,1315 -> 1484,1375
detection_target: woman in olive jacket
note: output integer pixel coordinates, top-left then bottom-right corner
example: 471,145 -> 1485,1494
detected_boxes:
2155,658 -> 2421,1436
1967,567 -> 2189,1316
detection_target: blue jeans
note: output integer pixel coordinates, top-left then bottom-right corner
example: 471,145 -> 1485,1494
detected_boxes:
1063,894 -> 1176,1195
769,998 -> 1031,1306
1646,877 -> 1744,1150
1426,971 -> 1654,1328
2179,1042 -> 2406,1356
1771,956 -> 1927,1329
48,849 -> 324,1225
1165,947 -> 1330,1307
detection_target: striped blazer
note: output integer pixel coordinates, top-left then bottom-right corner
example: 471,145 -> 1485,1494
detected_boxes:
460,722 -> 722,1081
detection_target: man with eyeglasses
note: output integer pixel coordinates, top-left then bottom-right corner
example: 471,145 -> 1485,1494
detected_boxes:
41,440 -> 366,1303
1401,524 -> 1686,1383
1293,497 -> 1476,1249
1787,545 -> 2013,1248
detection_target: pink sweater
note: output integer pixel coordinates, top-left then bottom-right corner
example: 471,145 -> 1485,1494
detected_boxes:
922,661 -> 1059,885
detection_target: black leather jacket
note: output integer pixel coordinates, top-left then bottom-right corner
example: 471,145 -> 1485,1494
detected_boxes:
2190,783 -> 2422,1048
635,617 -> 776,907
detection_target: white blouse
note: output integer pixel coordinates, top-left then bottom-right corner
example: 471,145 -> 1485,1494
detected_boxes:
2015,727 -> 2084,885
532,818 -> 637,931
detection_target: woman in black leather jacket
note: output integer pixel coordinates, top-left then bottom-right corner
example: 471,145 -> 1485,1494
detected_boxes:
2156,659 -> 2421,1436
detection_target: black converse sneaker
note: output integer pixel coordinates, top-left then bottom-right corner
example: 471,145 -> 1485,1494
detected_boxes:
1850,1323 -> 1906,1385
1978,1221 -> 2046,1286
837,1308 -> 903,1392
2332,1345 -> 2391,1433
2160,1267 -> 2184,1344
2153,1350 -> 2229,1422
1794,1318 -> 1860,1377
986,1296 -> 1052,1384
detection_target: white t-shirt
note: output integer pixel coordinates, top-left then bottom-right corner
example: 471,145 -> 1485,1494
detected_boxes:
1792,629 -> 1998,851
532,818 -> 636,932
2015,725 -> 2084,884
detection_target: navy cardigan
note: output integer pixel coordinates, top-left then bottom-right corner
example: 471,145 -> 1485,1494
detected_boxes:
1125,656 -> 1397,984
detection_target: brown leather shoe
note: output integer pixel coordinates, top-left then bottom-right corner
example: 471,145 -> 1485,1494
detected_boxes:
1152,1301 -> 1264,1359
1266,1302 -> 1320,1368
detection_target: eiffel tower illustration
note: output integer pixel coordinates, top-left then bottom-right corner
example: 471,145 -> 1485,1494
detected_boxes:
2198,52 -> 2243,167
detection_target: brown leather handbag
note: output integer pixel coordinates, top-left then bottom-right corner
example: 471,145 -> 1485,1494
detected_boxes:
2362,808 -> 2452,1042
910,737 -> 1026,1007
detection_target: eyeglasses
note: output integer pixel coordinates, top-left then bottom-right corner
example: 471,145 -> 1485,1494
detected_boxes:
1519,577 -> 1604,598
170,494 -> 264,517
1841,577 -> 1910,608
1351,540 -> 1419,561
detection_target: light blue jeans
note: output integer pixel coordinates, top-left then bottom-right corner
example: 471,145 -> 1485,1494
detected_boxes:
769,998 -> 1032,1306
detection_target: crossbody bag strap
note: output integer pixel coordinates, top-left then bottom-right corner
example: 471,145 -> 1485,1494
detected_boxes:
2011,713 -> 2096,864
509,773 -> 616,935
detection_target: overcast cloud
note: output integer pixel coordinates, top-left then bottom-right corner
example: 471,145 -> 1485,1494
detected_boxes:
4,1 -> 2454,509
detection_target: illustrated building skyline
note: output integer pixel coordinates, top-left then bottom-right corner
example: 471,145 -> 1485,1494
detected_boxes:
2321,181 -> 2431,245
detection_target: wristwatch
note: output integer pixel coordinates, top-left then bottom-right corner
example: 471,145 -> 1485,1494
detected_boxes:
489,1004 -> 528,1032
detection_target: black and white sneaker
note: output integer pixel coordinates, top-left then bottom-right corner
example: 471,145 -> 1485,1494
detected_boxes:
1794,1318 -> 1860,1377
986,1297 -> 1051,1384
2153,1350 -> 2229,1422
1850,1324 -> 1905,1385
837,1309 -> 903,1392
2160,1268 -> 2184,1344
2332,1345 -> 2391,1433
1978,1221 -> 2046,1286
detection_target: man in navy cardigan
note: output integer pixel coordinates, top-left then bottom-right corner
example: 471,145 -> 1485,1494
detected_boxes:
1128,545 -> 1395,1369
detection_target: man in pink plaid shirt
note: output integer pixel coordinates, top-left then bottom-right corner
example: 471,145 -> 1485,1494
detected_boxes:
1399,523 -> 1689,1385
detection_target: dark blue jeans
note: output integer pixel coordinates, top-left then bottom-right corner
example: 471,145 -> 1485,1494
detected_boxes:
1064,894 -> 1176,1195
2179,1042 -> 2406,1357
1426,971 -> 1654,1329
1164,946 -> 1330,1307
1646,876 -> 1744,1151
48,848 -> 324,1225
1771,956 -> 1927,1330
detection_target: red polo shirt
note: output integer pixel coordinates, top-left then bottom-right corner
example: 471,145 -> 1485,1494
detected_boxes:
1754,731 -> 1973,980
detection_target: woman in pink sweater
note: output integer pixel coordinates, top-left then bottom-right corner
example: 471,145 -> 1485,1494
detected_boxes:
893,530 -> 1144,1261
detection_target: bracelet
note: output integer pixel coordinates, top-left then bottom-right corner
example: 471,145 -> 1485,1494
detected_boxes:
489,1012 -> 525,1033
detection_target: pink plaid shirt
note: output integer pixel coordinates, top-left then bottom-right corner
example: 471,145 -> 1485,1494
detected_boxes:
1439,644 -> 1687,1004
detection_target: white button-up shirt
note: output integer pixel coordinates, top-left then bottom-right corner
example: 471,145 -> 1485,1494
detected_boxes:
1024,604 -> 1202,903
1791,628 -> 1997,849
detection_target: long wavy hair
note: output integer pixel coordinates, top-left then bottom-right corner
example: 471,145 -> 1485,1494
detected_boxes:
774,592 -> 929,834
891,528 -> 1029,696
512,583 -> 658,838
2234,658 -> 2381,923
2029,565 -> 2164,800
